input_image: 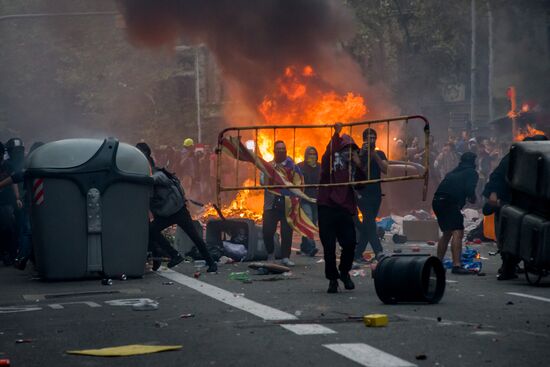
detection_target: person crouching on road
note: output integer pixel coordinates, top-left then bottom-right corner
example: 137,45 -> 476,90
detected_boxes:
432,152 -> 478,275
136,142 -> 217,273
318,123 -> 366,293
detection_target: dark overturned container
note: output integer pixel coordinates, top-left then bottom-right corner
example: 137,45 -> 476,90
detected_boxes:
374,254 -> 446,304
25,138 -> 153,280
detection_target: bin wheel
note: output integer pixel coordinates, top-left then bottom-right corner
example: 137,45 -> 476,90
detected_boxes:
524,264 -> 544,286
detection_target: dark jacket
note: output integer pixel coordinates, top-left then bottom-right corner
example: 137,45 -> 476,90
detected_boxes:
434,160 -> 479,208
297,146 -> 320,199
318,133 -> 366,215
482,153 -> 511,204
150,167 -> 186,217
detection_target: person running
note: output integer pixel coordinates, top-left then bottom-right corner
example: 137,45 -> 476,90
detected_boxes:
136,142 -> 217,273
432,152 -> 478,274
317,123 -> 366,293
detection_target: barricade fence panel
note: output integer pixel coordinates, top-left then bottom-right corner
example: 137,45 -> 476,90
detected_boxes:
215,115 -> 430,208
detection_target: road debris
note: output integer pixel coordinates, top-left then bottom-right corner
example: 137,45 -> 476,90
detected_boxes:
15,339 -> 32,344
363,314 -> 388,327
180,314 -> 195,319
415,354 -> 427,360
155,321 -> 168,328
229,272 -> 251,282
101,278 -> 113,286
132,299 -> 159,311
162,281 -> 174,285
66,344 -> 182,357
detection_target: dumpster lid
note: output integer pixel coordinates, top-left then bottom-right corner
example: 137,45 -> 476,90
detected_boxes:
25,139 -> 151,175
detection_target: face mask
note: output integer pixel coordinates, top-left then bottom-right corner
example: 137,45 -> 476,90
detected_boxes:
306,155 -> 317,167
274,150 -> 287,163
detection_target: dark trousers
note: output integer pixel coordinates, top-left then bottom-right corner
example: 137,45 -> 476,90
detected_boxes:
263,208 -> 293,258
354,196 -> 383,258
318,205 -> 357,280
149,206 -> 214,265
300,201 -> 318,253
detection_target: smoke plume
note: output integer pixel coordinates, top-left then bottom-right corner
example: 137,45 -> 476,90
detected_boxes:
117,0 -> 375,118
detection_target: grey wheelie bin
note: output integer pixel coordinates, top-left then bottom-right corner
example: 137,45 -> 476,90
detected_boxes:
25,138 -> 153,280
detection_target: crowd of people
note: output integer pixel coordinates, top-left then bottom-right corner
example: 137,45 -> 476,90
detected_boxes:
0,125 -> 545,294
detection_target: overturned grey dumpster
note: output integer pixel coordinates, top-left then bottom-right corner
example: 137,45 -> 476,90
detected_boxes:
25,138 -> 153,280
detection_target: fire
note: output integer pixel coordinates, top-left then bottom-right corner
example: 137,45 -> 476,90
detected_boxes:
257,65 -> 368,162
514,123 -> 545,142
201,179 -> 264,223
208,65 -> 370,223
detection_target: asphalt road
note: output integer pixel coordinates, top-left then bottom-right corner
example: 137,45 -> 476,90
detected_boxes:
1,239 -> 550,367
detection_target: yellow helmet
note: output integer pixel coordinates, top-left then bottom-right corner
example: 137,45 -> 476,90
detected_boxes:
183,138 -> 194,147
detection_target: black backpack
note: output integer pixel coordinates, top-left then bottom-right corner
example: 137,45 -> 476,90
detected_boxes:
159,167 -> 186,201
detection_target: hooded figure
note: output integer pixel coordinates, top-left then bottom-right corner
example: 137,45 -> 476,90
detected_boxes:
432,151 -> 478,275
318,124 -> 366,293
297,146 -> 321,256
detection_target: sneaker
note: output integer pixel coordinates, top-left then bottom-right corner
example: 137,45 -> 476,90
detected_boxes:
207,262 -> 218,273
167,254 -> 184,268
281,258 -> 295,267
451,266 -> 473,275
327,279 -> 339,293
152,260 -> 162,271
340,273 -> 355,290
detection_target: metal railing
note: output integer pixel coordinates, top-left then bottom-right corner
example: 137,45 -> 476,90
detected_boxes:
215,115 -> 430,207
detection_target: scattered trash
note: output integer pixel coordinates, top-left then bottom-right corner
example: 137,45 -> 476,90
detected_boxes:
506,301 -> 514,305
472,238 -> 482,244
411,246 -> 420,252
162,282 -> 174,285
233,293 -> 245,298
376,217 -> 395,231
415,354 -> 427,360
255,267 -> 270,275
229,272 -> 251,282
392,234 -> 407,244
15,339 -> 32,344
0,359 -> 10,367
488,251 -> 500,256
351,269 -> 367,277
426,241 -> 436,246
193,271 -> 201,279
218,256 -> 234,265
66,344 -> 182,357
120,274 -> 127,281
282,272 -> 293,277
363,314 -> 388,327
442,247 -> 482,272
155,321 -> 168,328
194,260 -> 206,268
294,310 -> 302,316
180,314 -> 195,319
223,241 -> 247,261
316,259 -> 325,263
101,278 -> 113,286
132,299 -> 159,311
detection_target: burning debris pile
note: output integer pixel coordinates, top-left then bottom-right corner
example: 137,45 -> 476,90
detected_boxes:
201,180 -> 264,223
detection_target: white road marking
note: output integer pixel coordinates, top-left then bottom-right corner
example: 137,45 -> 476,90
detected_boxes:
47,301 -> 101,310
281,324 -> 337,335
446,279 -> 458,283
159,269 -> 297,321
507,292 -> 550,303
471,331 -> 499,336
324,343 -> 416,367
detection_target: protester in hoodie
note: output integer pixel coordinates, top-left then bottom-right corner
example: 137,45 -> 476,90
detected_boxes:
432,152 -> 478,274
261,141 -> 301,267
136,142 -> 217,273
297,146 -> 320,257
318,123 -> 366,293
354,128 -> 388,263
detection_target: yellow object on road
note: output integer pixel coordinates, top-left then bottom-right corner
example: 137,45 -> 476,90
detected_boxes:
363,314 -> 389,327
483,214 -> 496,241
66,344 -> 182,357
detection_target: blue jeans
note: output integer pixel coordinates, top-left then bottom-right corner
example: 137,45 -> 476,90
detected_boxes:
300,201 -> 318,254
354,195 -> 383,259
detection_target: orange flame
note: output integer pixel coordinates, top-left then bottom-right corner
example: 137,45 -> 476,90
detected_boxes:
514,124 -> 545,142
